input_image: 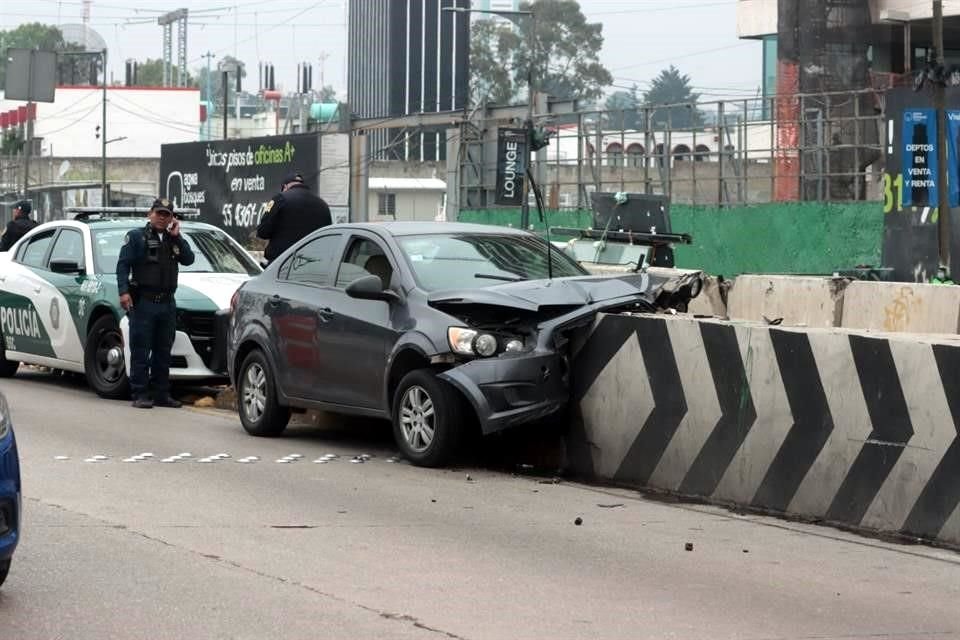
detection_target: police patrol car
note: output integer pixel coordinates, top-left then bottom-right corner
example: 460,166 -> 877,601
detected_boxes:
0,208 -> 261,398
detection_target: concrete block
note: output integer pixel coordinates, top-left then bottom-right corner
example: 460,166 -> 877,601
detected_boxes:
726,275 -> 847,328
569,312 -> 960,547
841,281 -> 960,334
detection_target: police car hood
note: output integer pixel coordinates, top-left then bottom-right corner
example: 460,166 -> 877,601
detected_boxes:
175,273 -> 249,309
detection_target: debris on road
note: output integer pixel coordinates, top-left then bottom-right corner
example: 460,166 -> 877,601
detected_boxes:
685,543 -> 694,551
574,517 -> 583,526
193,396 -> 217,408
597,503 -> 624,509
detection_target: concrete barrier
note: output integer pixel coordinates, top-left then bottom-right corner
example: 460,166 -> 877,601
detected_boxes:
567,312 -> 960,547
726,275 -> 847,328
841,280 -> 960,334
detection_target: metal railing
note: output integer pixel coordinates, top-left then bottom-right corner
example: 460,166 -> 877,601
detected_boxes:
457,88 -> 887,209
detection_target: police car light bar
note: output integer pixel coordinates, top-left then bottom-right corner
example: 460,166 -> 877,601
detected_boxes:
67,207 -> 202,221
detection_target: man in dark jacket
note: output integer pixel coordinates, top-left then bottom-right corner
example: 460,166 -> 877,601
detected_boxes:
0,200 -> 38,251
256,172 -> 332,264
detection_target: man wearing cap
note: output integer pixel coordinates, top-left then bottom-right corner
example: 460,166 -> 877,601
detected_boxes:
116,198 -> 195,409
0,200 -> 38,251
256,171 -> 332,264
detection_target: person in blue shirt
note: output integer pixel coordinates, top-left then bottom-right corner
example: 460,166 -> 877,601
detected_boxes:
116,198 -> 195,409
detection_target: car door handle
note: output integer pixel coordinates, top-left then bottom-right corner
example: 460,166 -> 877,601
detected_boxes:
267,295 -> 281,306
33,287 -> 41,294
317,307 -> 333,322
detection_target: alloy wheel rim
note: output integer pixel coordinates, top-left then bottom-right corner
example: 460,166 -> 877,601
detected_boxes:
400,385 -> 435,453
96,331 -> 124,384
243,363 -> 267,422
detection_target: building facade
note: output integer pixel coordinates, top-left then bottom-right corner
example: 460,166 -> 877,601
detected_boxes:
348,0 -> 471,161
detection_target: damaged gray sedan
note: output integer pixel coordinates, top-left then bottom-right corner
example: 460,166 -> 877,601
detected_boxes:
226,222 -> 701,466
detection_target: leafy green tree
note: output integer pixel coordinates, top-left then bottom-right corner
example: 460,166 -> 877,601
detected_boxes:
642,65 -> 705,130
469,0 -> 612,106
130,58 -> 194,87
604,84 -> 642,130
0,23 -> 65,87
317,85 -> 337,102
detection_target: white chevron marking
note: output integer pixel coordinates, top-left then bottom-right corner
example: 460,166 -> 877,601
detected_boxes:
579,330 -> 654,478
648,317 -> 722,492
788,330 -> 873,517
714,325 -> 794,504
862,339 -> 957,532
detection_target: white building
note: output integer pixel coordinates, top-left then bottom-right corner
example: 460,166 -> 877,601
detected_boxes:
368,177 -> 448,222
0,86 -> 201,159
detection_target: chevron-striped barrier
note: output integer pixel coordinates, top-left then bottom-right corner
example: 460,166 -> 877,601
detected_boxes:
566,313 -> 960,547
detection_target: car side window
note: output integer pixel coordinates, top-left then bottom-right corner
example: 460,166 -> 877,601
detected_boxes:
335,237 -> 394,289
284,234 -> 341,287
18,230 -> 56,268
48,229 -> 84,267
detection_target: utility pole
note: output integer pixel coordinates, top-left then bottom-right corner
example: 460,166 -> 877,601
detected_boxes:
201,51 -> 215,140
223,69 -> 229,140
101,48 -> 108,207
934,0 -> 951,270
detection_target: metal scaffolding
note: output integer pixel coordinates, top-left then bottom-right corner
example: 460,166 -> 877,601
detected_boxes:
158,8 -> 188,87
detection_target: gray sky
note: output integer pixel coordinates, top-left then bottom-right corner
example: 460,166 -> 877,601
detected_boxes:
2,0 -> 762,104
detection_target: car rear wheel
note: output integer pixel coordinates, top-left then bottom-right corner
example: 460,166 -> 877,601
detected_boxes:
84,315 -> 130,399
392,369 -> 466,467
0,334 -> 18,378
237,350 -> 290,437
0,558 -> 10,587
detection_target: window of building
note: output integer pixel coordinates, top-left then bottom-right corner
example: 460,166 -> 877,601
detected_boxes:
378,193 -> 397,217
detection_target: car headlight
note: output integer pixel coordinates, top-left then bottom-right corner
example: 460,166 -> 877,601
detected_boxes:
448,327 -> 526,358
0,393 -> 10,440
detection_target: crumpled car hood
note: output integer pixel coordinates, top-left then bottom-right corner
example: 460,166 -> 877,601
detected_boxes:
427,271 -> 694,313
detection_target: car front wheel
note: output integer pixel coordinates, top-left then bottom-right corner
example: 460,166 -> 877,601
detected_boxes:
392,369 -> 466,467
84,315 -> 130,399
237,350 -> 290,437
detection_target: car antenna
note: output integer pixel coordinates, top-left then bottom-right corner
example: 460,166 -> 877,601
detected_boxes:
526,165 -> 552,279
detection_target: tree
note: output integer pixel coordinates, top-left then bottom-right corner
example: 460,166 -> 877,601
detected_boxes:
642,66 -> 704,130
469,0 -> 612,106
604,84 -> 642,130
0,23 -> 66,87
317,85 -> 337,102
130,58 -> 194,87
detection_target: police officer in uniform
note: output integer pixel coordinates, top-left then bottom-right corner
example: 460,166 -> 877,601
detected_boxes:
0,200 -> 38,251
256,171 -> 332,265
116,198 -> 195,409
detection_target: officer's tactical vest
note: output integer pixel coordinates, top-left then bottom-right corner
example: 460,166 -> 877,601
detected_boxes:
132,224 -> 181,293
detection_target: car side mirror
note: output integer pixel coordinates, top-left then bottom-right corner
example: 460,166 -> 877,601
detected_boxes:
49,259 -> 84,275
345,274 -> 399,303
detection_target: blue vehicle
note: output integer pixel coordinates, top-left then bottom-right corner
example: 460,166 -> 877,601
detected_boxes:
0,389 -> 20,587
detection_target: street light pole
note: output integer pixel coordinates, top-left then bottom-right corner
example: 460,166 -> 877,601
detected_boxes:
933,0 -> 951,271
442,7 -> 535,228
101,48 -> 108,207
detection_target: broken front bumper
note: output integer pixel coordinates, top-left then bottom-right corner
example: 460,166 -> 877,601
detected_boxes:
438,350 -> 568,435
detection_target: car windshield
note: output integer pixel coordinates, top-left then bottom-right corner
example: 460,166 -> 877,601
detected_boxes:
92,227 -> 261,275
396,233 -> 586,291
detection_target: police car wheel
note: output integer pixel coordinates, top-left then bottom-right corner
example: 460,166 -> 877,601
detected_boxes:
0,334 -> 18,378
238,350 -> 290,437
0,558 -> 9,587
84,315 -> 130,399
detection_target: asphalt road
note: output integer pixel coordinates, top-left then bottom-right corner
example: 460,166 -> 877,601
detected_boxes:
2,371 -> 960,640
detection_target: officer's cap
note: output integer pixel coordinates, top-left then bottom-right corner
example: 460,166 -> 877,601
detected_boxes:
151,197 -> 175,214
14,200 -> 31,214
281,172 -> 305,187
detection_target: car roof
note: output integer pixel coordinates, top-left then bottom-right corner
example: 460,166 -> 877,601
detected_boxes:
331,221 -> 535,238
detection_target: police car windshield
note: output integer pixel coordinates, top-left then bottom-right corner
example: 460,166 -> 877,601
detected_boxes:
93,227 -> 260,275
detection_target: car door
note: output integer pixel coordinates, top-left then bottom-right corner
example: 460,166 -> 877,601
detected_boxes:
40,227 -> 89,364
324,233 -> 402,409
0,229 -> 58,360
268,232 -> 344,401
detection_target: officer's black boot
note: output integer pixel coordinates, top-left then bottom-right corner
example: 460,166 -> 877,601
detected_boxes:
132,397 -> 154,409
153,396 -> 182,408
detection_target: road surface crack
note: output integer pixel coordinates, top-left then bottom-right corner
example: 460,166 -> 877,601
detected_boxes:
31,498 -> 470,640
